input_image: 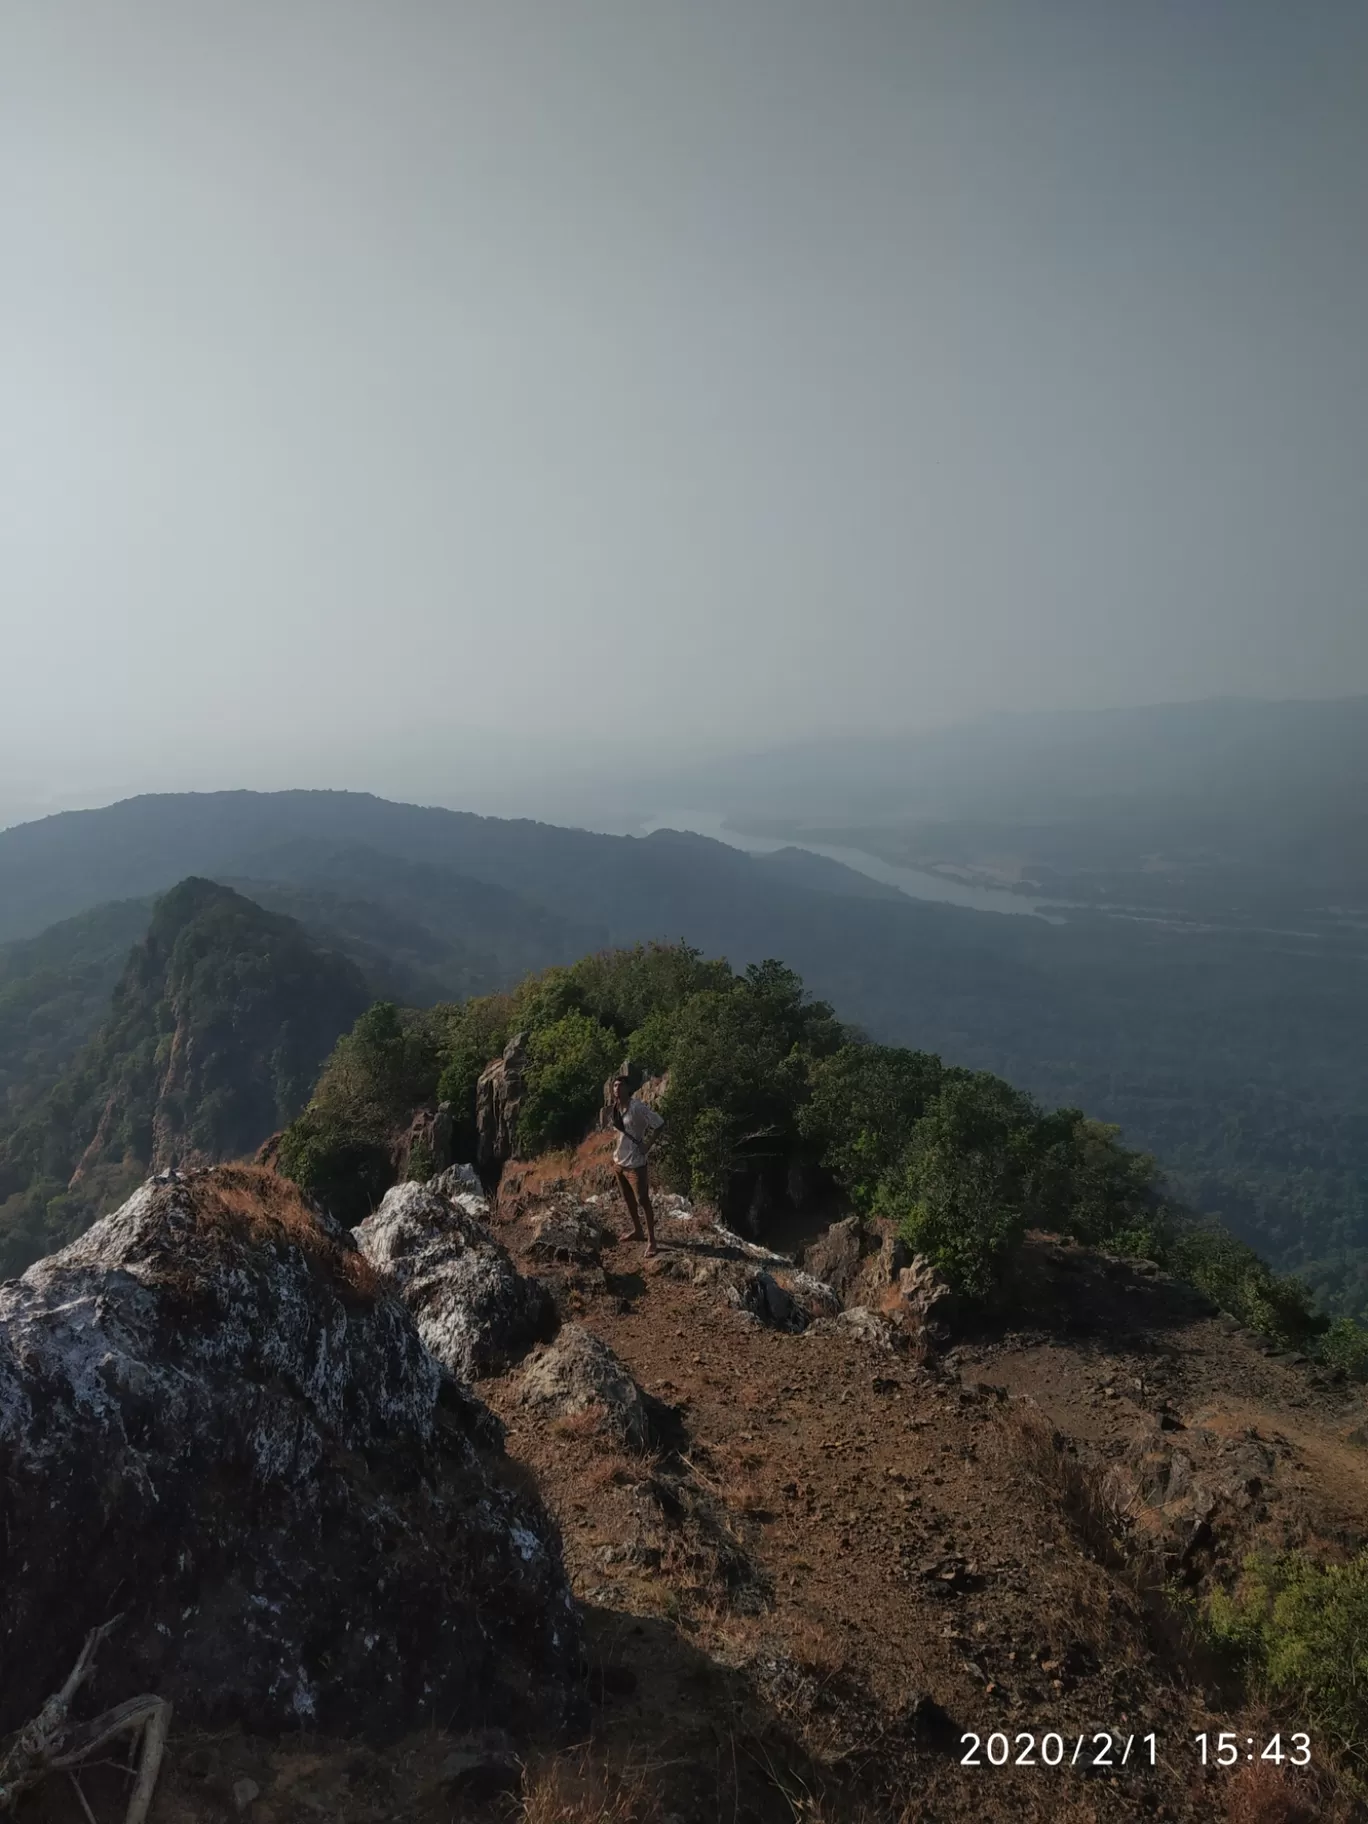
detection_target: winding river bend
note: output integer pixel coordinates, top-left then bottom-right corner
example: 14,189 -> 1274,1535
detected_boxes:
638,810 -> 1058,919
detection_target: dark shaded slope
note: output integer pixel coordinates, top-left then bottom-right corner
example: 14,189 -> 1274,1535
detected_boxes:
0,897 -> 154,1128
221,844 -> 606,1003
0,879 -> 371,1274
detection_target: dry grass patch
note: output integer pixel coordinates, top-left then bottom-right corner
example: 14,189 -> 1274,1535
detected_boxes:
499,1134 -> 622,1218
1221,1757 -> 1332,1824
582,1450 -> 645,1494
1003,1404 -> 1136,1569
142,1165 -> 383,1306
516,1751 -> 664,1824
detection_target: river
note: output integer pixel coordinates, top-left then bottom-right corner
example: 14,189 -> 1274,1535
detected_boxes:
636,811 -> 1060,919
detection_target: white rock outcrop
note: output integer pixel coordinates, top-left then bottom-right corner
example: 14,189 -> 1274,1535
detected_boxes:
354,1180 -> 556,1380
0,1170 -> 578,1739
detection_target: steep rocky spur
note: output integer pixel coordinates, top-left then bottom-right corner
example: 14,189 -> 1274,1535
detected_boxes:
0,1166 -> 577,1746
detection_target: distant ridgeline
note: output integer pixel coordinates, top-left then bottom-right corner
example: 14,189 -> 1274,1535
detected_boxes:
0,783 -> 1364,1339
0,880 -> 369,1272
0,787 -> 1365,1320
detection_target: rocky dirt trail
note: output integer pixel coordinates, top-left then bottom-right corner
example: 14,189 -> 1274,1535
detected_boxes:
7,1148 -> 1367,1824
476,1138 -> 1368,1823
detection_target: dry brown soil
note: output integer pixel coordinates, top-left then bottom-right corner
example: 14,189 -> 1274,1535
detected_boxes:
15,1143 -> 1368,1824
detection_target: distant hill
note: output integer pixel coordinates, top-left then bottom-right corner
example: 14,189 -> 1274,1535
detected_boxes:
0,787 -> 881,945
0,879 -> 370,1273
218,844 -> 606,1004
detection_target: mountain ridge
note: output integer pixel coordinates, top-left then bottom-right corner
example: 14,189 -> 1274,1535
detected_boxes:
0,878 -> 370,1273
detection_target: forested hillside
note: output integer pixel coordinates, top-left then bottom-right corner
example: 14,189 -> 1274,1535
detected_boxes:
0,897 -> 153,1128
274,939 -> 1367,1378
0,789 -> 1363,1316
0,879 -> 369,1272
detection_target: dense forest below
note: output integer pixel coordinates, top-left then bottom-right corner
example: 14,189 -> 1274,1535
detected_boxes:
0,787 -> 1363,1320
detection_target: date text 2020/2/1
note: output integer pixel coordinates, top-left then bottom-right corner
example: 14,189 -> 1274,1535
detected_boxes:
961,1732 -> 1313,1770
961,1734 -> 1158,1768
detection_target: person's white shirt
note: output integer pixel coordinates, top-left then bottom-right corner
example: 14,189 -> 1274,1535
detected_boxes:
612,1097 -> 664,1170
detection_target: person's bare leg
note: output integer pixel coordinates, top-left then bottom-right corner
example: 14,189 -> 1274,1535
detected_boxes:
635,1167 -> 658,1257
615,1167 -> 644,1240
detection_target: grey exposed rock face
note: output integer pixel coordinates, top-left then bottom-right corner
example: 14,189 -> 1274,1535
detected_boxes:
646,1221 -> 839,1331
526,1204 -> 617,1267
0,1169 -> 578,1740
802,1217 -> 910,1309
430,1162 -> 484,1198
393,1102 -> 456,1182
896,1256 -> 958,1338
809,1306 -> 910,1353
728,1268 -> 804,1330
354,1180 -> 556,1380
518,1324 -> 652,1451
724,1265 -> 841,1333
802,1216 -> 865,1298
476,1033 -> 528,1186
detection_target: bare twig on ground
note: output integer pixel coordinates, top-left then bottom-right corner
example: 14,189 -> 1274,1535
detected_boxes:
0,1619 -> 171,1823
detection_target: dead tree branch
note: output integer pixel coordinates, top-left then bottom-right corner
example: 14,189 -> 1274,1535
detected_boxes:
0,1620 -> 171,1823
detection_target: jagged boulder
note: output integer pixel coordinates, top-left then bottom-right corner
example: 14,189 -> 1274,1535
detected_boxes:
518,1324 -> 652,1450
802,1216 -> 865,1297
430,1162 -> 484,1198
724,1264 -> 841,1333
393,1102 -> 456,1182
476,1033 -> 528,1186
526,1203 -> 618,1267
809,1306 -> 911,1353
895,1256 -> 958,1339
729,1267 -> 804,1331
0,1167 -> 578,1740
354,1180 -> 556,1380
802,1217 -> 910,1309
650,1221 -> 840,1329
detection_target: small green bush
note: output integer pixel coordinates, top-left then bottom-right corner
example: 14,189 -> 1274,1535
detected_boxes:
1209,1550 -> 1368,1769
433,993 -> 514,1158
685,1106 -> 734,1206
799,1043 -> 949,1211
276,1107 -> 392,1226
658,962 -> 844,1204
318,1001 -> 441,1129
405,1137 -> 435,1183
623,1006 -> 680,1080
1163,1225 -> 1324,1351
1027,1108 -> 1159,1246
877,1074 -> 1036,1297
1318,1316 -> 1368,1382
517,1010 -> 620,1154
558,943 -> 732,1037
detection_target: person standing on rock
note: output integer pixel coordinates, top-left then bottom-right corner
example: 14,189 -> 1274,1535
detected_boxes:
610,1075 -> 664,1257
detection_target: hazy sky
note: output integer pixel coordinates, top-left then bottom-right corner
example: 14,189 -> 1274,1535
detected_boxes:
4,1 -> 1367,822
